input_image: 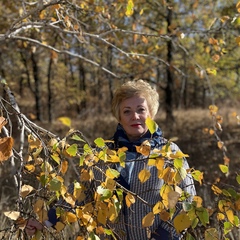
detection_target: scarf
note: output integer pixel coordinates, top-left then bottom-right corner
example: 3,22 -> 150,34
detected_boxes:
112,123 -> 166,152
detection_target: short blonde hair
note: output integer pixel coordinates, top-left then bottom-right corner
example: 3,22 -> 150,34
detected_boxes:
112,79 -> 159,121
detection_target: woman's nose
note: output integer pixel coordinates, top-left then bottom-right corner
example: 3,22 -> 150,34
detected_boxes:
132,112 -> 140,120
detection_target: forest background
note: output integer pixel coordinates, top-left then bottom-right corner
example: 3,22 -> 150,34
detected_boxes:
0,0 -> 240,239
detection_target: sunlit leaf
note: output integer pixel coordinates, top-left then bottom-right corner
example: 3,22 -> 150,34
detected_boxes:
125,0 -> 134,17
138,169 -> 151,183
136,140 -> 151,156
71,134 -> 85,142
223,221 -> 233,235
226,209 -> 234,224
173,212 -> 191,234
94,137 -> 105,148
217,212 -> 225,221
142,212 -> 154,227
24,164 -> 35,172
160,184 -> 173,208
20,184 -> 34,198
0,137 -> 14,161
145,117 -> 158,134
191,170 -> 204,185
60,160 -> 68,175
51,153 -> 60,164
105,178 -> 116,191
219,164 -> 228,174
153,201 -> 164,214
211,185 -> 222,195
58,117 -> 71,128
66,143 -> 78,157
106,168 -> 120,179
126,193 -> 135,208
4,211 -> 20,220
193,196 -> 203,208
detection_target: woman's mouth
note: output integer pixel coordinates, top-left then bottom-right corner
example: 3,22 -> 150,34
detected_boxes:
131,124 -> 142,128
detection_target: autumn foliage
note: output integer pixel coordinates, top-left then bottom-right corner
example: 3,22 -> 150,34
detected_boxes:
0,81 -> 239,240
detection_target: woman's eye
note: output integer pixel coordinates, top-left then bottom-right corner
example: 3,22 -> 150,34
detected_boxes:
123,110 -> 131,114
138,108 -> 146,113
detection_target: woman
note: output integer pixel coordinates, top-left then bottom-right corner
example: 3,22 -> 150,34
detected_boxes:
107,80 -> 196,239
26,79 -> 196,239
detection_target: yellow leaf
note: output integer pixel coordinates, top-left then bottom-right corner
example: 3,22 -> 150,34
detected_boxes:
160,184 -> 173,208
106,168 -> 120,179
217,212 -> 225,221
65,212 -> 78,223
159,209 -> 170,221
219,164 -> 228,174
136,140 -> 151,156
125,0 -> 134,17
105,178 -> 116,191
125,193 -> 135,208
60,160 -> 68,175
33,199 -> 44,213
0,137 -> 14,161
138,169 -> 151,183
55,221 -> 65,232
153,201 -> 164,214
161,167 -> 175,185
145,117 -> 158,134
173,212 -> 191,234
24,164 -> 35,172
155,158 -> 165,170
4,211 -> 20,220
226,209 -> 234,224
97,203 -> 107,225
20,184 -> 34,198
108,202 -> 118,222
80,169 -> 91,181
142,212 -> 155,227
58,117 -> 71,128
211,185 -> 222,195
193,196 -> 203,208
28,135 -> 41,150
168,191 -> 180,209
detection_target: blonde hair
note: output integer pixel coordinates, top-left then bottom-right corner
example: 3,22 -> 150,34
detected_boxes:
112,79 -> 159,121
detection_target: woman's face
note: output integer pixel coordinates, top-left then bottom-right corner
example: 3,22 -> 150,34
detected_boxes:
119,96 -> 151,142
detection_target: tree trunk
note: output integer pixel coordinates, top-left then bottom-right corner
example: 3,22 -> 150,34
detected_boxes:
31,52 -> 42,121
165,5 -> 174,124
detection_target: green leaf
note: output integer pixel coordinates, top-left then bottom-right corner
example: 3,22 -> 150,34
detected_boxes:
58,117 -> 71,128
219,164 -> 228,174
196,207 -> 209,227
174,158 -> 183,169
145,117 -> 158,134
71,134 -> 85,142
223,221 -> 233,235
51,154 -> 60,164
94,137 -> 105,148
49,178 -> 61,191
66,143 -> 78,157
